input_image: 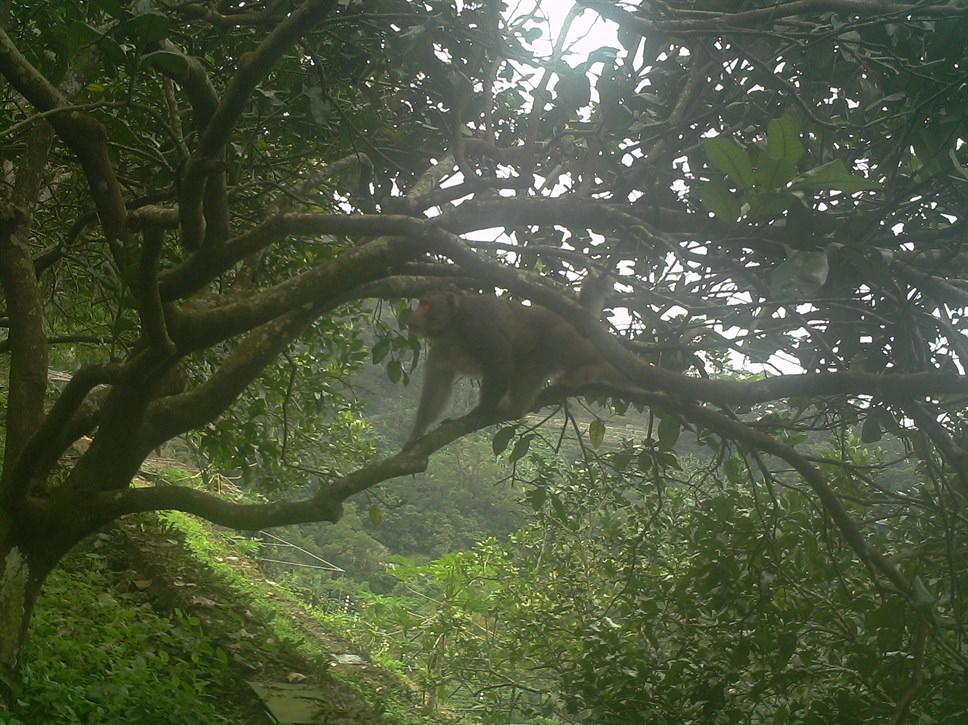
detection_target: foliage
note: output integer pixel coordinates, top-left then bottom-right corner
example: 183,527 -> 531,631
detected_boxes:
152,509 -> 468,725
2,0 -> 968,717
361,433 -> 527,559
8,536 -> 232,724
0,506 -> 461,725
363,438 -> 968,723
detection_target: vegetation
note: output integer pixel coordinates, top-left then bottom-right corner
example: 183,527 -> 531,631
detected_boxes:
14,530 -> 236,724
2,0 -> 968,721
357,442 -> 966,722
9,508 -> 460,724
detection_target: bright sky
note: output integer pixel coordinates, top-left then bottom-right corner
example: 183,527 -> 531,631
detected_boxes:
535,1 -> 619,59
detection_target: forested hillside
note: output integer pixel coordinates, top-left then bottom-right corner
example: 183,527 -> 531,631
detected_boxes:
3,0 -> 968,722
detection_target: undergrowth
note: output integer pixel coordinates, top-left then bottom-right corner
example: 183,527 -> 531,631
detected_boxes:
6,532 -> 235,724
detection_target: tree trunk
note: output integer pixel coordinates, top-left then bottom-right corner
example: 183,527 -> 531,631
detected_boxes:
0,525 -> 45,691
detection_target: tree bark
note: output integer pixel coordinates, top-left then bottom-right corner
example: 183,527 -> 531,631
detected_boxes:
0,521 -> 46,686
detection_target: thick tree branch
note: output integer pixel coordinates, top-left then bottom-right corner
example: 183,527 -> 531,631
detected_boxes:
0,28 -> 127,243
178,0 -> 338,248
155,41 -> 228,246
167,234 -> 423,350
142,305 -> 321,448
0,206 -> 47,492
1,363 -> 133,506
159,212 -> 436,301
0,121 -> 53,489
94,484 -> 347,530
409,216 -> 968,406
74,407 -> 503,534
86,368 -> 913,606
578,0 -> 964,35
138,227 -> 175,356
172,0 -> 292,29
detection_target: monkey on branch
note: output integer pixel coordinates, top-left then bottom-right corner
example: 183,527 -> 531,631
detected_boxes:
404,275 -> 629,446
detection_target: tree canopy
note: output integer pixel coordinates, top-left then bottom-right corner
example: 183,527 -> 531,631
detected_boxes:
2,0 -> 968,715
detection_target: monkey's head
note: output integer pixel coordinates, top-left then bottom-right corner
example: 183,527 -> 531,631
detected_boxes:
408,291 -> 460,337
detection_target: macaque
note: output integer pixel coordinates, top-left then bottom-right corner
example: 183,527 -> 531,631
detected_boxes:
405,286 -> 624,444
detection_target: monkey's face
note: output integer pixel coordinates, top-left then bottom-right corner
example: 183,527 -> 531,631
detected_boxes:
408,292 -> 459,337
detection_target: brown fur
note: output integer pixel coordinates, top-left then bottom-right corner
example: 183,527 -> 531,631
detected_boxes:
406,290 -> 622,443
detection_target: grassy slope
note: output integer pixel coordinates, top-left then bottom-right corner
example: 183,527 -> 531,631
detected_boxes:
8,512 -> 462,725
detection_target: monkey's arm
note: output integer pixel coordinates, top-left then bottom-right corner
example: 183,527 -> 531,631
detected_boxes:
407,353 -> 457,444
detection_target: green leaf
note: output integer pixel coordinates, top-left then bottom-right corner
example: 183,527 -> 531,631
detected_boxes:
636,450 -> 655,474
616,26 -> 639,51
789,159 -> 879,194
860,415 -> 882,443
724,455 -> 745,484
141,50 -> 190,76
748,191 -> 797,218
911,576 -> 936,610
555,72 -> 591,113
657,416 -> 680,451
589,419 -> 606,449
492,426 -> 517,456
368,505 -> 383,526
549,492 -> 570,524
704,137 -> 755,190
127,10 -> 170,43
766,117 -> 804,164
755,154 -> 797,192
775,631 -> 798,667
659,450 -> 682,471
611,449 -> 633,472
912,124 -> 956,177
91,0 -> 124,18
65,22 -> 104,60
770,250 -> 829,298
371,337 -> 391,364
509,434 -> 534,463
698,178 -> 742,221
525,487 -> 547,510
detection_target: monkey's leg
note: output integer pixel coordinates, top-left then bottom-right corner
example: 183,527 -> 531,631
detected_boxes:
461,332 -> 513,414
474,359 -> 513,414
505,370 -> 548,417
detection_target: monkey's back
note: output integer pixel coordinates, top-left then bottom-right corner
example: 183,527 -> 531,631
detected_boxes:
443,295 -> 517,375
420,291 -> 600,381
507,302 -> 600,375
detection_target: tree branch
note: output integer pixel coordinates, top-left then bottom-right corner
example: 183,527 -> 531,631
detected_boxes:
166,233 -> 423,350
142,305 -> 320,447
159,212 -> 435,301
0,28 -> 127,243
155,41 -> 227,246
578,0 -> 964,35
178,0 -> 338,248
1,363 -> 132,506
138,226 -> 175,356
81,407 -> 505,533
571,381 -> 910,594
403,213 -> 968,406
0,120 -> 52,489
